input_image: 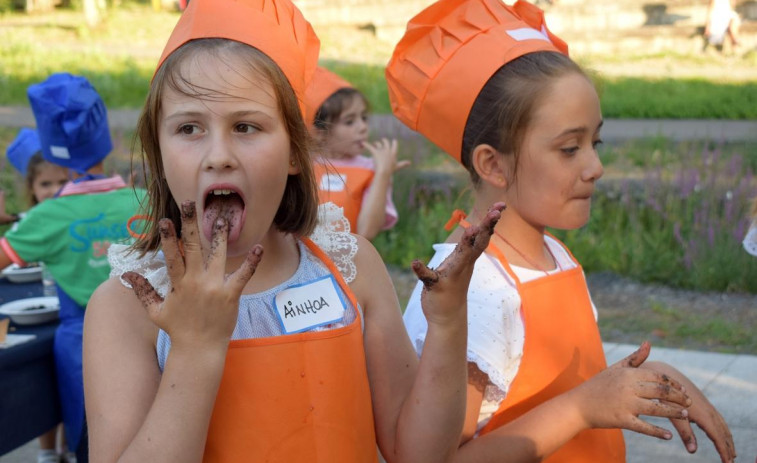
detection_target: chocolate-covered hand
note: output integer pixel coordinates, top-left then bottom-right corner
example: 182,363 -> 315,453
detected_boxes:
122,200 -> 263,350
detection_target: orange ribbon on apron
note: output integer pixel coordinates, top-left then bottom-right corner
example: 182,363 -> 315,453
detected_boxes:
204,238 -> 378,463
451,211 -> 625,462
313,163 -> 374,232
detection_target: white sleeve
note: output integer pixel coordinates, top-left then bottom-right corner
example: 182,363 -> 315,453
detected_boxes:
465,253 -> 524,395
403,244 -> 525,395
107,244 -> 170,297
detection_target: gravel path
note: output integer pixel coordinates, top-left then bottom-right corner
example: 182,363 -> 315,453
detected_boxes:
387,266 -> 757,354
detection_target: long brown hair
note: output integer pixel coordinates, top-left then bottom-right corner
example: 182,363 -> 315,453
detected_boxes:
132,39 -> 319,254
461,51 -> 587,185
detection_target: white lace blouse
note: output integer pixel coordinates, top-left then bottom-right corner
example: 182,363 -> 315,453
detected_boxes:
108,203 -> 361,372
403,235 -> 594,433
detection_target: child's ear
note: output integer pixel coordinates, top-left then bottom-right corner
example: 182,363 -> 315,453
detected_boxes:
471,144 -> 510,189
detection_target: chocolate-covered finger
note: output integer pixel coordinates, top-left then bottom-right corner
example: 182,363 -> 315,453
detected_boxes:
453,204 -> 504,257
637,399 -> 689,420
626,416 -> 673,440
179,200 -> 203,268
637,380 -> 690,407
670,418 -> 698,454
229,245 -> 263,289
612,341 -> 651,369
122,271 -> 164,319
469,202 -> 505,251
412,260 -> 440,290
700,419 -> 736,462
207,217 -> 229,272
159,218 -> 185,280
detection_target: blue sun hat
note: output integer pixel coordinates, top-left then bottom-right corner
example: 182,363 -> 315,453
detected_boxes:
27,73 -> 112,174
6,128 -> 41,174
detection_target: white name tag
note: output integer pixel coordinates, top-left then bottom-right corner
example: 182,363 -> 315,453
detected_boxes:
274,275 -> 347,334
319,173 -> 347,192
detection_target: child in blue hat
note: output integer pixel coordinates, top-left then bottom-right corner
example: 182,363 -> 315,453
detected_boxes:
2,128 -> 69,224
0,73 -> 147,463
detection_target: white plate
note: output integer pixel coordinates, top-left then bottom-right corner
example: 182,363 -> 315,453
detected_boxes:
0,296 -> 59,325
2,264 -> 42,283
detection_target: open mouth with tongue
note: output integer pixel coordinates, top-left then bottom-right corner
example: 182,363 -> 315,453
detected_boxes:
202,187 -> 246,243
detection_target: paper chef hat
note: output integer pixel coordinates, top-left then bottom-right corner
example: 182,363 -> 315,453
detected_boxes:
156,0 -> 320,118
6,128 -> 41,174
304,66 -> 354,125
27,73 -> 112,173
386,0 -> 568,161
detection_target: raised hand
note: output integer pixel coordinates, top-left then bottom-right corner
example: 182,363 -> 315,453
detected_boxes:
363,138 -> 410,175
570,342 -> 693,440
122,200 -> 263,350
413,202 -> 506,328
642,361 -> 736,463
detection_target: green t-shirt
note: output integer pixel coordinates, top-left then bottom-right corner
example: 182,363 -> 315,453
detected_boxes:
5,187 -> 146,307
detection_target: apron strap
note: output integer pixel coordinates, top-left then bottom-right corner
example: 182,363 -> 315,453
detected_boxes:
444,209 -> 524,287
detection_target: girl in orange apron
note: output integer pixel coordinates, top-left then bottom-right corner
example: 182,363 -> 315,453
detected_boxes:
388,0 -> 736,461
82,0 -> 505,462
304,66 -> 409,240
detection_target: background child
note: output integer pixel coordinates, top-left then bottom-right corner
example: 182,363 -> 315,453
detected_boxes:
4,129 -> 71,462
0,73 -> 146,463
388,0 -> 736,461
83,1 -> 500,462
305,66 -> 409,240
1,128 -> 69,226
704,0 -> 741,50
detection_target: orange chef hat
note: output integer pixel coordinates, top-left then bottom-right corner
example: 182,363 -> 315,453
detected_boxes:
304,67 -> 354,125
386,0 -> 568,161
157,0 -> 320,117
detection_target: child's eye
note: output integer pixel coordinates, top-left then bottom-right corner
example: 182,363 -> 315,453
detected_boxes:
592,139 -> 604,150
234,123 -> 259,134
178,124 -> 199,135
343,118 -> 355,126
560,146 -> 579,156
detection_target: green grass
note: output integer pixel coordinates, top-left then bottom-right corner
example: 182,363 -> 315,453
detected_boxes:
598,300 -> 757,353
598,77 -> 757,119
0,4 -> 755,119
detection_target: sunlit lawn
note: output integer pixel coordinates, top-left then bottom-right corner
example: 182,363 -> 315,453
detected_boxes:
1,2 -> 756,118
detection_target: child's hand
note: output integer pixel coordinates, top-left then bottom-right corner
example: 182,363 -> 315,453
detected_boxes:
642,361 -> 736,463
412,202 -> 505,328
363,138 -> 410,176
571,342 -> 692,440
122,200 -> 263,351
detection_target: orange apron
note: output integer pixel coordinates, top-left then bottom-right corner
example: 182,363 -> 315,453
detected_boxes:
448,213 -> 624,462
314,163 -> 374,231
204,238 -> 378,463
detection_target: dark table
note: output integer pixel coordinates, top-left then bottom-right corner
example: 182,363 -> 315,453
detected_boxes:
0,279 -> 61,456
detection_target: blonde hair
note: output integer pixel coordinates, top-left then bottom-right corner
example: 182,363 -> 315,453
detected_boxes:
132,39 -> 318,254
